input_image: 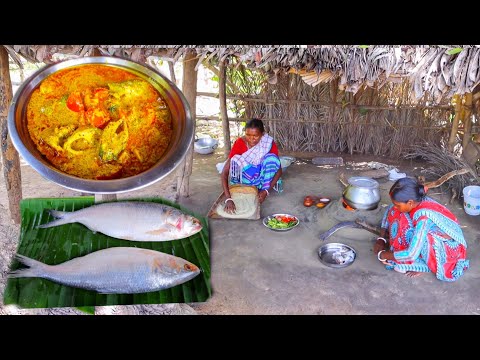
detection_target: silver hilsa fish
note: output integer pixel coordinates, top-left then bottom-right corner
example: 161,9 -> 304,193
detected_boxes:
9,247 -> 200,294
38,201 -> 203,242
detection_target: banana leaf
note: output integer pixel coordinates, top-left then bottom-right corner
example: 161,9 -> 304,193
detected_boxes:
3,197 -> 211,309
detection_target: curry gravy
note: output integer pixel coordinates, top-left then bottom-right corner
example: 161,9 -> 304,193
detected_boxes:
27,64 -> 173,180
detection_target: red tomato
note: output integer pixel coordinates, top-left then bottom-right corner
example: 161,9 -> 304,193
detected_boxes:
276,215 -> 296,223
86,108 -> 110,129
66,91 -> 84,112
94,88 -> 109,101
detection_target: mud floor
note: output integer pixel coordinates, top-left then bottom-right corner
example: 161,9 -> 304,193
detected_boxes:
1,150 -> 479,315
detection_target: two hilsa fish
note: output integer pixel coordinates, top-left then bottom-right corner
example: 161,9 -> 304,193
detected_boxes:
10,201 -> 204,294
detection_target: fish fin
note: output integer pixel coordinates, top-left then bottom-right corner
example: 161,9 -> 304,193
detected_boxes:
37,210 -> 72,229
8,254 -> 45,278
48,209 -> 68,219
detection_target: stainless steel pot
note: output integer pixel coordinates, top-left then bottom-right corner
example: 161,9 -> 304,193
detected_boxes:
8,56 -> 193,194
342,176 -> 381,210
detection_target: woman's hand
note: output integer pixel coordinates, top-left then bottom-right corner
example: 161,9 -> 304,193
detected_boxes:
258,190 -> 268,204
373,237 -> 388,253
379,228 -> 388,239
377,249 -> 393,264
224,199 -> 236,214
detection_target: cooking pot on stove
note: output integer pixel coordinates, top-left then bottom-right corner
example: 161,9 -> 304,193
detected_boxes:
342,176 -> 381,210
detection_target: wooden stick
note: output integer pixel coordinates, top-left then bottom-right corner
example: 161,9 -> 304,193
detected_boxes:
219,60 -> 231,157
424,168 -> 471,188
196,115 -> 453,130
449,188 -> 457,205
196,91 -> 453,110
448,94 -> 462,152
354,219 -> 382,235
177,50 -> 197,198
168,61 -> 177,85
339,172 -> 349,187
0,46 -> 22,224
462,93 -> 473,150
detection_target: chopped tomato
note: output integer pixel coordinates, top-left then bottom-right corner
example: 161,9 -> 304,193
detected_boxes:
275,215 -> 296,223
66,91 -> 84,112
94,88 -> 109,101
86,108 -> 110,129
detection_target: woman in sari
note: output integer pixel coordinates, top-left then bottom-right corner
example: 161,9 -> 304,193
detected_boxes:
221,119 -> 282,214
373,177 -> 469,281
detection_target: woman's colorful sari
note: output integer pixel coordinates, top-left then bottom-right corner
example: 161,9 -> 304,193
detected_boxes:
380,197 -> 469,281
230,134 -> 280,191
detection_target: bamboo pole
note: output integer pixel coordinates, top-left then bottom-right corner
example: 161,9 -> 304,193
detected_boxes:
462,93 -> 473,150
448,94 -> 462,152
365,87 -> 374,124
197,92 -> 453,110
177,50 -> 197,198
329,79 -> 339,151
219,60 -> 231,157
0,46 -> 22,224
168,61 -> 177,85
196,115 -> 458,129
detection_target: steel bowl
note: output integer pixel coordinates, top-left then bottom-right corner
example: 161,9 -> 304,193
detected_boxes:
7,56 -> 193,194
263,213 -> 299,231
194,137 -> 218,155
318,243 -> 356,268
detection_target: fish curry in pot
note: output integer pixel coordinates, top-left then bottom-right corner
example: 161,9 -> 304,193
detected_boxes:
27,64 -> 173,180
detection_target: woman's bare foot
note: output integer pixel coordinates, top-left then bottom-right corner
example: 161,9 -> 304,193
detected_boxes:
406,271 -> 424,278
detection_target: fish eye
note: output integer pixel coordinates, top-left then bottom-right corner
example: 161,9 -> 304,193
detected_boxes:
184,264 -> 192,271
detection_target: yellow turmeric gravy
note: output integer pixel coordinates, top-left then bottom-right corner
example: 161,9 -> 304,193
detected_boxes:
27,64 -> 173,179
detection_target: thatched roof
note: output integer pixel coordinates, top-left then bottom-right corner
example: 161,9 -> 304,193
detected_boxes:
4,45 -> 480,103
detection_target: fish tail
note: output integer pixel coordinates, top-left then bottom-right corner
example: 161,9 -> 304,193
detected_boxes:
8,254 -> 46,278
37,210 -> 72,229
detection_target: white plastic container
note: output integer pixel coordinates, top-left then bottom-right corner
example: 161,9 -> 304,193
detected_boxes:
463,185 -> 480,216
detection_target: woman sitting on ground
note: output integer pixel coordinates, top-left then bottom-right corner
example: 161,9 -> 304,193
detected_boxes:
221,118 -> 282,214
373,177 -> 469,281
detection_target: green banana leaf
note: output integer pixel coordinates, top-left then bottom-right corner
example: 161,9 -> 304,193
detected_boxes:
3,197 -> 211,309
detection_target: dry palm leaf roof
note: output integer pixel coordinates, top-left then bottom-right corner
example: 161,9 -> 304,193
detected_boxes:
4,45 -> 480,103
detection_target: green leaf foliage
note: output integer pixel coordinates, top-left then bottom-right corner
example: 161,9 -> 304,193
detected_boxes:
446,48 -> 463,55
3,197 -> 211,309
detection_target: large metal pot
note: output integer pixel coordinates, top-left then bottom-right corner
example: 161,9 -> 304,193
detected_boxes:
342,176 -> 381,210
8,56 -> 193,194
